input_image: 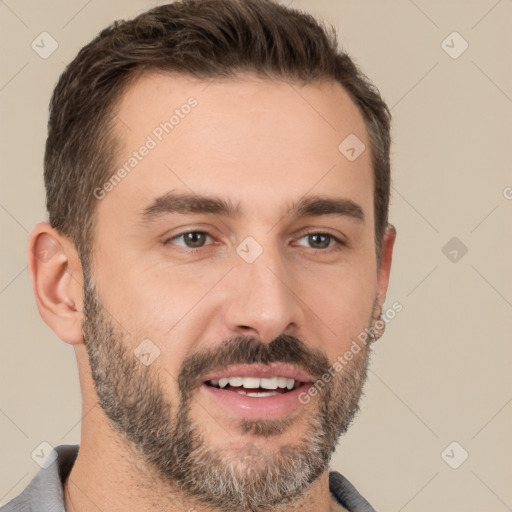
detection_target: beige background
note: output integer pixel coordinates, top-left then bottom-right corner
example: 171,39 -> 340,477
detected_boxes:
1,1 -> 511,510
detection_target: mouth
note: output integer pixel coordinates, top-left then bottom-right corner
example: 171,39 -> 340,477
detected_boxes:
204,376 -> 301,396
199,363 -> 315,420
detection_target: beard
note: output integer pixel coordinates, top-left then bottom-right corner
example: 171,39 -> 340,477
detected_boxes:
81,270 -> 373,512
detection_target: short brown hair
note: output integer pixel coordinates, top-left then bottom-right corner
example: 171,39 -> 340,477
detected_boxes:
45,0 -> 391,260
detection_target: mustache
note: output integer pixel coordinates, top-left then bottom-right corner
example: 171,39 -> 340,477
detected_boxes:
177,334 -> 331,396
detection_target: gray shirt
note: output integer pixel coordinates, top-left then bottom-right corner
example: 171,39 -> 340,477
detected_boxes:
1,445 -> 377,512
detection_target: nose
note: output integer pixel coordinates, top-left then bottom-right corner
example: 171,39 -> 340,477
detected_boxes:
222,245 -> 301,343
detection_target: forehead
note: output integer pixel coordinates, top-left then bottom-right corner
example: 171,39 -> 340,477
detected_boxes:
103,71 -> 373,222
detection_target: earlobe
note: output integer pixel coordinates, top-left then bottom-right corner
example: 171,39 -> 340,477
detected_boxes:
376,223 -> 396,306
27,223 -> 84,345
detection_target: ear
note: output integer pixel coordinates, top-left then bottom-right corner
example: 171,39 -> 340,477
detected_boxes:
27,223 -> 84,345
376,224 -> 396,306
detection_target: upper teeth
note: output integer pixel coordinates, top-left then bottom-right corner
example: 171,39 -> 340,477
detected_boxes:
211,377 -> 295,390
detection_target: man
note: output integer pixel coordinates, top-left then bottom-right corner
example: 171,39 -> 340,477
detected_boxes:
3,0 -> 395,510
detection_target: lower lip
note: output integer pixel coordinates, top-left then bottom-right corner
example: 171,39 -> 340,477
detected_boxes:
200,383 -> 312,420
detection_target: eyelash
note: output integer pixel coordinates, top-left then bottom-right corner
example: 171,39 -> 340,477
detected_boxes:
164,230 -> 346,252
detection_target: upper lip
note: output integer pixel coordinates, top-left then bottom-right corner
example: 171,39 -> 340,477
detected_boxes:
201,363 -> 316,384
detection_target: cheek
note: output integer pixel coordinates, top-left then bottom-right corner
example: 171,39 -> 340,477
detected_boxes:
109,265 -> 223,363
302,268 -> 376,354
104,258 -> 216,325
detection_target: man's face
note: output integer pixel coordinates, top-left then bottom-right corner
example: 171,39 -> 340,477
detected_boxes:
82,73 -> 385,510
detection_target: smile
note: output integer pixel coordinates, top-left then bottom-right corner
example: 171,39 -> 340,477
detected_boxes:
200,364 -> 315,420
205,376 -> 299,396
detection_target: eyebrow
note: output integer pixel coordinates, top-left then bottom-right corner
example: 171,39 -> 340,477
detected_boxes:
141,191 -> 364,223
142,192 -> 241,219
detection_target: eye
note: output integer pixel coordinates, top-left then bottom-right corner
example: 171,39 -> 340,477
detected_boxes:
295,232 -> 344,250
165,231 -> 214,249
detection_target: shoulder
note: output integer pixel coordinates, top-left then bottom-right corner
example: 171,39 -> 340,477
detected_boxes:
1,445 -> 79,512
329,470 -> 378,512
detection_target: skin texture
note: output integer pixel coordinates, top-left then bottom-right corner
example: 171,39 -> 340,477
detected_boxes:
28,73 -> 396,512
